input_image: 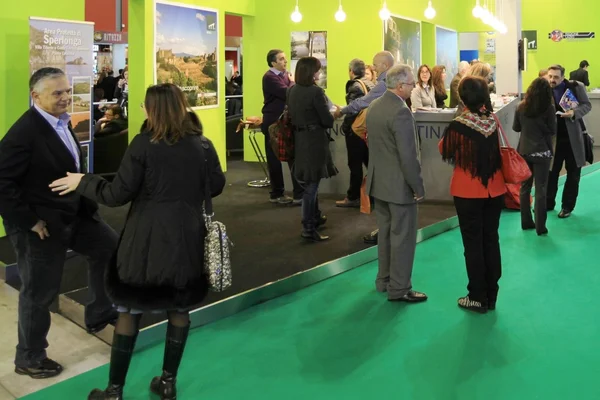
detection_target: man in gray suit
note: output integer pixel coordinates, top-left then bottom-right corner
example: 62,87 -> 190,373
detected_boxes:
365,65 -> 427,303
546,64 -> 592,218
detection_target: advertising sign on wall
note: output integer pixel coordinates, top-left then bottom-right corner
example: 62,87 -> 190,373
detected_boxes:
290,31 -> 328,88
155,1 -> 219,109
384,15 -> 421,71
29,17 -> 95,172
435,26 -> 458,89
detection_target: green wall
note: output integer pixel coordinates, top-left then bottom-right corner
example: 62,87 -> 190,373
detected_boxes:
243,0 -> 461,161
128,0 -> 256,170
521,0 -> 599,89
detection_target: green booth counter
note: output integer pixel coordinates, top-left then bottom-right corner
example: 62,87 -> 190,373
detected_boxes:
283,97 -> 520,202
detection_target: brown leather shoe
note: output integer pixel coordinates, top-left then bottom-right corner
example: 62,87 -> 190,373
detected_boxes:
388,290 -> 428,303
15,358 -> 63,379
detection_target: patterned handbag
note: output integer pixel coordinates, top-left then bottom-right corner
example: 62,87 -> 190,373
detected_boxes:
200,138 -> 232,292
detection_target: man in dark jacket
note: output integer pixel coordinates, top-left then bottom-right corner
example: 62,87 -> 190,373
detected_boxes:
0,68 -> 118,379
336,59 -> 375,208
261,49 -> 303,205
569,60 -> 590,87
547,64 -> 592,218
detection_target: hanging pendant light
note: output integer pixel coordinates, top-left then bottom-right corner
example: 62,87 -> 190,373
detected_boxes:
472,0 -> 483,18
424,1 -> 436,19
379,0 -> 391,21
335,0 -> 346,22
291,0 -> 302,23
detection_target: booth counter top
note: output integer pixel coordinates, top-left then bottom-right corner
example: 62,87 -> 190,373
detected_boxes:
283,97 -> 520,201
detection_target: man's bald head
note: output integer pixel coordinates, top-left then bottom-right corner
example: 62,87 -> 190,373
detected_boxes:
372,51 -> 395,75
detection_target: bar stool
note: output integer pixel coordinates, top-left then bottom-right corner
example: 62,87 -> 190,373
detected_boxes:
245,127 -> 270,188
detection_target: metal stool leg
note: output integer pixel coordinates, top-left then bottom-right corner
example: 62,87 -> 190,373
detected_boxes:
247,130 -> 271,188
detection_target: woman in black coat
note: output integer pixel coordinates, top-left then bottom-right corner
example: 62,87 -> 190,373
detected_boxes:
50,83 -> 226,400
287,57 -> 336,242
513,77 -> 557,235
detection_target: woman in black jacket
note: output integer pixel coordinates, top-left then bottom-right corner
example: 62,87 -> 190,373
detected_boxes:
287,57 -> 337,242
50,83 -> 226,399
513,77 -> 557,235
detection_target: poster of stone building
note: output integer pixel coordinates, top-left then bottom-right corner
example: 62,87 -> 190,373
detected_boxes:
384,15 -> 421,72
155,1 -> 219,109
290,31 -> 328,88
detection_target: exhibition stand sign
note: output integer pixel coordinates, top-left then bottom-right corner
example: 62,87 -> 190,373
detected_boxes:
29,17 -> 95,172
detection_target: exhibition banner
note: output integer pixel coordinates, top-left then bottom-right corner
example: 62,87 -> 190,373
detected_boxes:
435,26 -> 458,89
155,1 -> 219,109
29,17 -> 95,172
291,31 -> 328,88
384,15 -> 421,71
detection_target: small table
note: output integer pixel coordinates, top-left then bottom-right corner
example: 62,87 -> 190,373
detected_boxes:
246,127 -> 271,188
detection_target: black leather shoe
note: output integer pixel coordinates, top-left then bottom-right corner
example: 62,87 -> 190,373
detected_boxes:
316,215 -> 327,228
301,231 -> 329,242
537,228 -> 549,236
15,358 -> 63,379
87,311 -> 119,334
363,229 -> 378,244
88,384 -> 123,400
521,221 -> 535,230
388,290 -> 428,303
558,209 -> 571,218
150,374 -> 177,400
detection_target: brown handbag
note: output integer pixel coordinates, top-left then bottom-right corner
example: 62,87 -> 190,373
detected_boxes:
351,80 -> 370,141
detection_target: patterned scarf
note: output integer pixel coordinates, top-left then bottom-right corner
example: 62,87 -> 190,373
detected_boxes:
441,109 -> 502,187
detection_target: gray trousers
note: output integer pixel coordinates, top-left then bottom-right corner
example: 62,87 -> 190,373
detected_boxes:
373,198 -> 418,299
9,217 -> 118,367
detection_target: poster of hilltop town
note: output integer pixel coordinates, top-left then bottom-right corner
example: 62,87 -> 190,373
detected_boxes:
155,1 -> 219,109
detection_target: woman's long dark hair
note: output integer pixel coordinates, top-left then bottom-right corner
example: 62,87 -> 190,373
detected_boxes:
431,65 -> 446,97
144,83 -> 202,144
519,77 -> 553,118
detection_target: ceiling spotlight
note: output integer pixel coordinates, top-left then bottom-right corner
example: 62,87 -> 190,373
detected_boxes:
424,1 -> 436,19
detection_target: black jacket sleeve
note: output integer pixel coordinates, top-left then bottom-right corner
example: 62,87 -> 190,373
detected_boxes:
203,138 -> 226,197
0,124 -> 39,230
76,134 -> 146,207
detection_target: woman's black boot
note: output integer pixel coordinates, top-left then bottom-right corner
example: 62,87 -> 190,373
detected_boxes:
150,323 -> 190,400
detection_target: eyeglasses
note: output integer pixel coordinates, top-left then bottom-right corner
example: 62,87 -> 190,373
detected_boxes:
401,81 -> 416,87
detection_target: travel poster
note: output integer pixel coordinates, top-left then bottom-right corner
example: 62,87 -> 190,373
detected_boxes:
291,31 -> 328,88
435,26 -> 458,89
155,1 -> 219,109
29,17 -> 94,172
384,15 -> 421,71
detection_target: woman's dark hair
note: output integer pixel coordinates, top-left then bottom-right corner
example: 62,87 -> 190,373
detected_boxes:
520,77 -> 553,118
266,49 -> 283,67
144,83 -> 201,144
431,65 -> 446,97
458,76 -> 490,114
417,64 -> 432,86
295,57 -> 322,86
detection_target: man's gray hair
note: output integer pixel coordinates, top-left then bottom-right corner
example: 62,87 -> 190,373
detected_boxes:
349,58 -> 366,78
29,67 -> 66,92
386,64 -> 414,89
458,61 -> 470,74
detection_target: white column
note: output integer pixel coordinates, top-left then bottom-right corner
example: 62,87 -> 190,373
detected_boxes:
495,0 -> 522,94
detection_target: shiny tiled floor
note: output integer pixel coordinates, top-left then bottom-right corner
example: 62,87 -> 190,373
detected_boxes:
0,282 -> 110,399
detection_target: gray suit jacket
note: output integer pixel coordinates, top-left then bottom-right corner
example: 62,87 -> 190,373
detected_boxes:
561,80 -> 592,167
365,91 -> 425,205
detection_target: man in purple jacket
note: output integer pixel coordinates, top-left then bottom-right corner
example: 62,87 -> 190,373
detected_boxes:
261,49 -> 303,205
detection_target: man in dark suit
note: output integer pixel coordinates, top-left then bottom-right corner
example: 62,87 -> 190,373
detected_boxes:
0,68 -> 118,379
569,60 -> 590,87
365,64 -> 427,303
100,70 -> 118,101
261,49 -> 302,205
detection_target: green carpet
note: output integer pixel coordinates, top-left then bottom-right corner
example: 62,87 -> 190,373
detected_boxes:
22,171 -> 600,400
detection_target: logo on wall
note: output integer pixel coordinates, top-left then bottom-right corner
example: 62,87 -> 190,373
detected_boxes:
548,30 -> 595,42
206,14 -> 216,32
522,30 -> 537,50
